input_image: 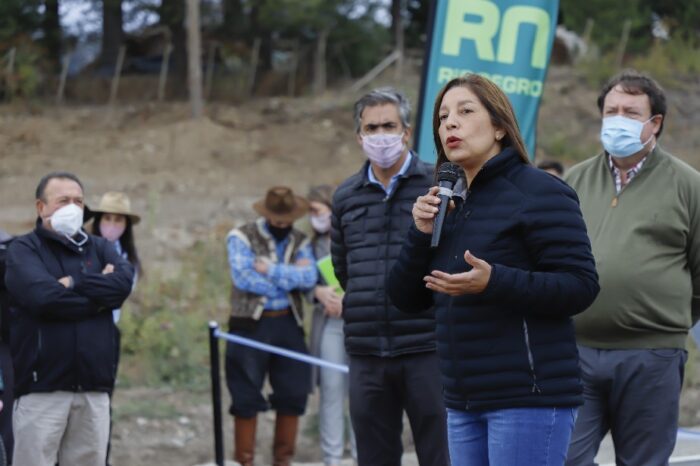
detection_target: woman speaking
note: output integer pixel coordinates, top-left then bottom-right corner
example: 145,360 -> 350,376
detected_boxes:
387,75 -> 599,465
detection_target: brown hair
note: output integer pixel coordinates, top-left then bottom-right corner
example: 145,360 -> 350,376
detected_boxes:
432,75 -> 530,171
307,184 -> 334,208
307,184 -> 335,242
597,69 -> 667,138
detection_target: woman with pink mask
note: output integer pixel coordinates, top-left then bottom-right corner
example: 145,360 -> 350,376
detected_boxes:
90,191 -> 141,465
307,185 -> 356,466
90,191 -> 142,323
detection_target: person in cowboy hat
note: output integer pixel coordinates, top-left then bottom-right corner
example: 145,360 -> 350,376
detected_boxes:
225,186 -> 318,466
90,191 -> 142,324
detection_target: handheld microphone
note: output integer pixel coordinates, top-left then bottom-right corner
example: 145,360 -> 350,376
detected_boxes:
431,162 -> 462,248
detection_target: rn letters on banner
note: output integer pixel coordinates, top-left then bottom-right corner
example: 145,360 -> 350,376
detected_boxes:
415,0 -> 560,162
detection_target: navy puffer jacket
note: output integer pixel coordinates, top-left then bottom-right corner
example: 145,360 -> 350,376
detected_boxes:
331,154 -> 436,357
388,148 -> 599,411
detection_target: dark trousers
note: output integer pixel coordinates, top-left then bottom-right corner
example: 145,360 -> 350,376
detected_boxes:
349,352 -> 449,466
0,342 -> 12,464
566,345 -> 687,466
225,313 -> 310,418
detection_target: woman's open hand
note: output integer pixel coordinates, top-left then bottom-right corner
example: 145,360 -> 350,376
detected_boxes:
424,250 -> 492,296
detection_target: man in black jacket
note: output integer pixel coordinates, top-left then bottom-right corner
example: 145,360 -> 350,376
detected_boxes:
331,88 -> 448,465
4,172 -> 134,466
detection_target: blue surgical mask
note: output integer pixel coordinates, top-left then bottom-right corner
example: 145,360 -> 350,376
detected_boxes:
600,115 -> 655,158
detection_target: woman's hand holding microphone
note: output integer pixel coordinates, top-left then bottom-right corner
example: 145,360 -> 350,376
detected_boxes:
413,186 -> 442,234
412,187 -> 492,296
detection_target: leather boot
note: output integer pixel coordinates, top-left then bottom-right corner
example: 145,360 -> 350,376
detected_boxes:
272,414 -> 299,466
234,416 -> 257,466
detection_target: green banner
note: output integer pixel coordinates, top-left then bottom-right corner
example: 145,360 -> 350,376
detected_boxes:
415,0 -> 560,162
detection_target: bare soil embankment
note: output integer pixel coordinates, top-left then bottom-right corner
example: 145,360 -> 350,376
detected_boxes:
1,67 -> 699,465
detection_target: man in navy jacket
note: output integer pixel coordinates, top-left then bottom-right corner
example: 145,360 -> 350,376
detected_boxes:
331,88 -> 448,465
5,172 -> 134,466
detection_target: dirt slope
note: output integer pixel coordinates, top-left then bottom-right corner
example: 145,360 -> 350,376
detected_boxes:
1,67 -> 699,465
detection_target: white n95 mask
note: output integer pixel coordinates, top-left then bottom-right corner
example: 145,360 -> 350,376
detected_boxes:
51,203 -> 84,237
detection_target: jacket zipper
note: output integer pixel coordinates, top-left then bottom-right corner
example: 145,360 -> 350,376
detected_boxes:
522,319 -> 541,394
379,167 -> 416,355
382,194 -> 392,355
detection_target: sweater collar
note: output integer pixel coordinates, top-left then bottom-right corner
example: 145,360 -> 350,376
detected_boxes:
599,144 -> 664,175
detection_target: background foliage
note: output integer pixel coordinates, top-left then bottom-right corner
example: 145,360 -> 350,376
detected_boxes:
2,0 -> 700,101
560,0 -> 700,52
118,236 -> 230,388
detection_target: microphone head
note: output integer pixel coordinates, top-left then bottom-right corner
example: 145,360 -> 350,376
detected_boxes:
437,162 -> 461,184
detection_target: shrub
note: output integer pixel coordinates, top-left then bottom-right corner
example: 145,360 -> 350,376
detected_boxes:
572,36 -> 700,92
574,52 -> 618,89
118,236 -> 231,388
629,38 -> 700,87
0,38 -> 45,100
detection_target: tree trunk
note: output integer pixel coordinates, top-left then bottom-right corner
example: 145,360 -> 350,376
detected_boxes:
99,0 -> 124,70
391,0 -> 402,43
186,0 -> 203,118
392,0 -> 404,80
249,0 -> 272,70
42,0 -> 62,70
158,0 -> 187,84
312,28 -> 328,96
171,23 -> 188,80
222,0 -> 245,37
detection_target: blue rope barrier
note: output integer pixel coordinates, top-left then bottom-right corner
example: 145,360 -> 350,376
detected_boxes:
214,328 -> 349,373
678,428 -> 700,438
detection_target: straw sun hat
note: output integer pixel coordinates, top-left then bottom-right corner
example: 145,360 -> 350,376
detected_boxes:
90,191 -> 141,225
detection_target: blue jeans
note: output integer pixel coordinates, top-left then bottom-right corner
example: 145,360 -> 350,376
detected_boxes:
447,406 -> 577,466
